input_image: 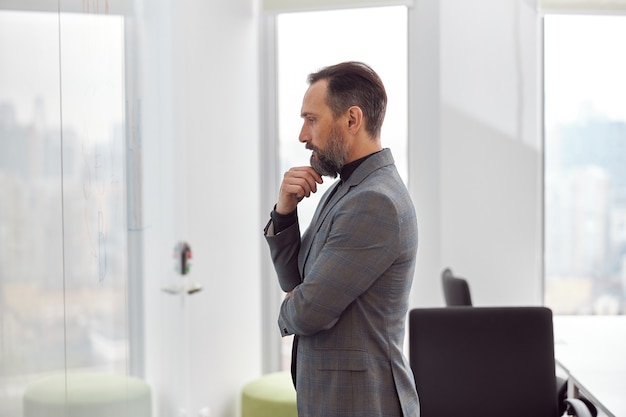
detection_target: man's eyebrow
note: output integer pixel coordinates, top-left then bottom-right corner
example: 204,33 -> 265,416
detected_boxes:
301,111 -> 315,118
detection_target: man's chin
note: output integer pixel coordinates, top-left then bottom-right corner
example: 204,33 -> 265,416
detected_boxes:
310,153 -> 340,178
310,163 -> 325,177
312,164 -> 338,179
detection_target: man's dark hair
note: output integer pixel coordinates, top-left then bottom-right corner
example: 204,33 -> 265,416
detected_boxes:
308,61 -> 387,139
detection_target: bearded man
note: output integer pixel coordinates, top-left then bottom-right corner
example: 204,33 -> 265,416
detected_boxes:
264,61 -> 420,417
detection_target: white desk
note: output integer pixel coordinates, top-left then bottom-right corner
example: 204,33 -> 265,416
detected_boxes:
553,315 -> 626,417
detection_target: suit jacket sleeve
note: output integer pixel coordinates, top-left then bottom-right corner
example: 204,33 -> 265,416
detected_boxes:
264,218 -> 302,292
278,189 -> 402,336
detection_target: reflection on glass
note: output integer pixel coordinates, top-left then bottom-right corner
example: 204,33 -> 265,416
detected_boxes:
544,15 -> 626,315
0,10 -> 128,415
275,6 -> 408,370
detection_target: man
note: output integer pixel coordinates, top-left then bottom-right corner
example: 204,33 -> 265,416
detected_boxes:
264,61 -> 419,417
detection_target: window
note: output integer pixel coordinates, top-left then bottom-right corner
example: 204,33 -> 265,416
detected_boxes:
276,5 -> 408,236
271,5 -> 408,369
544,14 -> 626,315
0,10 -> 127,413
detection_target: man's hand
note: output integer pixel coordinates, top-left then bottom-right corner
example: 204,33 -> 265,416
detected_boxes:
276,166 -> 323,214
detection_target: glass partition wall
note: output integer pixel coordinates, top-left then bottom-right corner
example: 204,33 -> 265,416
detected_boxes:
0,7 -> 135,416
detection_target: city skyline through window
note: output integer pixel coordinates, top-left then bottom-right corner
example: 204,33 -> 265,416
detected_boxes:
0,10 -> 127,415
544,14 -> 626,315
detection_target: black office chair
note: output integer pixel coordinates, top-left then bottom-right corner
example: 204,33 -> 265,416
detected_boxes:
408,307 -> 593,417
439,267 -> 578,415
441,267 -> 472,306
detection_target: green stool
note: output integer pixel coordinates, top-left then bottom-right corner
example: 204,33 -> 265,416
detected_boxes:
241,371 -> 297,417
23,372 -> 151,417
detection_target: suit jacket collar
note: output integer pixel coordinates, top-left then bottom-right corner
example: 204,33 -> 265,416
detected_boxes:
343,148 -> 394,189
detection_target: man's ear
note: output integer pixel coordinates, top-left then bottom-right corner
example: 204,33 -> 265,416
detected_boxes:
346,106 -> 364,133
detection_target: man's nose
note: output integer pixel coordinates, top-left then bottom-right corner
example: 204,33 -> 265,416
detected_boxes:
299,126 -> 309,143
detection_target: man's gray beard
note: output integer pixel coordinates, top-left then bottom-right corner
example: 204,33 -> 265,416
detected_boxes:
309,127 -> 348,178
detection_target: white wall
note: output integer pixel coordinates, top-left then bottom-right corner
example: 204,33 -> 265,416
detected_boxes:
180,1 -> 263,416
410,0 -> 544,308
139,0 -> 262,416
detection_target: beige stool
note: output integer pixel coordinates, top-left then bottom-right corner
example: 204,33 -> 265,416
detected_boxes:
241,371 -> 297,417
23,372 -> 151,417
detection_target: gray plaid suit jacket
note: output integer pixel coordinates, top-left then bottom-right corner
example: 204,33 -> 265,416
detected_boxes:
265,149 -> 420,417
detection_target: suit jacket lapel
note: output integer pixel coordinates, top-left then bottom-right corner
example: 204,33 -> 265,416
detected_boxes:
298,179 -> 342,276
297,149 -> 395,277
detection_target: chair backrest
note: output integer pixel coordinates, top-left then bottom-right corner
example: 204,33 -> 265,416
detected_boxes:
441,268 -> 473,306
408,307 -> 559,417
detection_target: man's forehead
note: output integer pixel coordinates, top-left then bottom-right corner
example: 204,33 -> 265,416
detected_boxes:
301,80 -> 329,115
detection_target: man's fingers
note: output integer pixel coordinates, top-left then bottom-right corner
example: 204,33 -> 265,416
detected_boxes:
284,166 -> 323,197
287,166 -> 323,184
276,167 -> 324,214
